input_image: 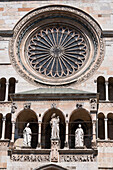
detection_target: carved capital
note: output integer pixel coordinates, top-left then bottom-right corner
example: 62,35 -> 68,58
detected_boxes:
2,116 -> 6,121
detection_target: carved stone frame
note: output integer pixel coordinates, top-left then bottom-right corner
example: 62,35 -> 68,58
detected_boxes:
9,5 -> 104,86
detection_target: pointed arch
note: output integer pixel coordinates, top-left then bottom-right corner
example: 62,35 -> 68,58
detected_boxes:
16,109 -> 38,148
41,108 -> 65,149
69,108 -> 92,148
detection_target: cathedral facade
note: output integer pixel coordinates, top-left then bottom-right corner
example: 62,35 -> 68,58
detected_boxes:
0,1 -> 113,170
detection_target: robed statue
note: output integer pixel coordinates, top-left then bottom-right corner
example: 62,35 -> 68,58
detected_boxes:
50,113 -> 60,139
23,123 -> 32,147
75,124 -> 84,147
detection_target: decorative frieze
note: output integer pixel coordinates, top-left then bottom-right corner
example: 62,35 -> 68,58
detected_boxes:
97,141 -> 113,147
11,154 -> 50,162
59,155 -> 95,162
11,153 -> 96,162
99,103 -> 113,108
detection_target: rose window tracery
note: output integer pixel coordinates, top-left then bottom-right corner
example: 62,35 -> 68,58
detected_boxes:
27,27 -> 88,78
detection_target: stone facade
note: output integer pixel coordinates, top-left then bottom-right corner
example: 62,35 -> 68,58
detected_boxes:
0,1 -> 113,170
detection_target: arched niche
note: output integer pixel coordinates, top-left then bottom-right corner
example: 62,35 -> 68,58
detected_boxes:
0,78 -> 6,101
35,164 -> 67,170
0,114 -> 3,138
41,108 -> 65,149
97,76 -> 106,100
5,113 -> 12,139
8,77 -> 16,101
69,108 -> 92,148
16,109 -> 38,148
108,77 -> 113,101
107,113 -> 113,140
98,113 -> 105,139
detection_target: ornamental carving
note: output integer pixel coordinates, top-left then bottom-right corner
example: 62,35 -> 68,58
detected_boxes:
11,155 -> 50,162
60,155 -> 95,162
9,5 -> 104,86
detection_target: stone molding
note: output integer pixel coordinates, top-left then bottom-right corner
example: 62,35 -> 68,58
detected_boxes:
10,148 -> 97,162
9,5 -> 104,86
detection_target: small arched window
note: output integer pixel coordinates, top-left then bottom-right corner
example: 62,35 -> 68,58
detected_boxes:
8,78 -> 16,101
108,77 -> 113,100
97,76 -> 106,100
98,113 -> 105,139
0,78 -> 6,101
0,114 -> 3,138
5,113 -> 12,140
107,113 -> 113,140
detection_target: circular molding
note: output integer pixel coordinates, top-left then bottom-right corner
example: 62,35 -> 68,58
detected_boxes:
9,5 -> 104,86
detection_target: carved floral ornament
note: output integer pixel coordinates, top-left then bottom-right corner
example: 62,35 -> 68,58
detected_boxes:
9,5 -> 104,86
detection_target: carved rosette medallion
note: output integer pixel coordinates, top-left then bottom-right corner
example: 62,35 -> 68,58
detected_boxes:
9,5 -> 104,86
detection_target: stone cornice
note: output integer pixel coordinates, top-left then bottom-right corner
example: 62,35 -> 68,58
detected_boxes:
10,92 -> 98,101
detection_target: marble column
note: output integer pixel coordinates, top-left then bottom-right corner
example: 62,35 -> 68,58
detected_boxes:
11,121 -> 16,142
1,116 -> 6,140
38,121 -> 42,147
65,121 -> 69,148
104,118 -> 108,140
92,120 -> 96,142
105,81 -> 109,101
5,81 -> 9,101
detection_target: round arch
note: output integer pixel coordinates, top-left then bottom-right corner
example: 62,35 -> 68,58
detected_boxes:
69,108 -> 92,148
0,78 -> 6,101
8,77 -> 16,101
97,76 -> 106,100
41,108 -> 65,149
5,113 -> 12,140
98,112 -> 105,139
108,77 -> 113,100
15,109 -> 38,148
107,113 -> 113,140
0,113 -> 3,139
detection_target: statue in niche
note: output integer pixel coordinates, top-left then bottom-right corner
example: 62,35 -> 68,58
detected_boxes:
23,123 -> 32,147
50,113 -> 60,139
75,124 -> 84,147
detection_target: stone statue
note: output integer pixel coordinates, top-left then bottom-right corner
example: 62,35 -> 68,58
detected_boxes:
23,123 -> 32,147
50,113 -> 60,139
75,124 -> 84,147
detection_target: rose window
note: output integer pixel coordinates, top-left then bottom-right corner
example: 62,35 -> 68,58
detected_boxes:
28,27 -> 88,78
10,6 -> 104,86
